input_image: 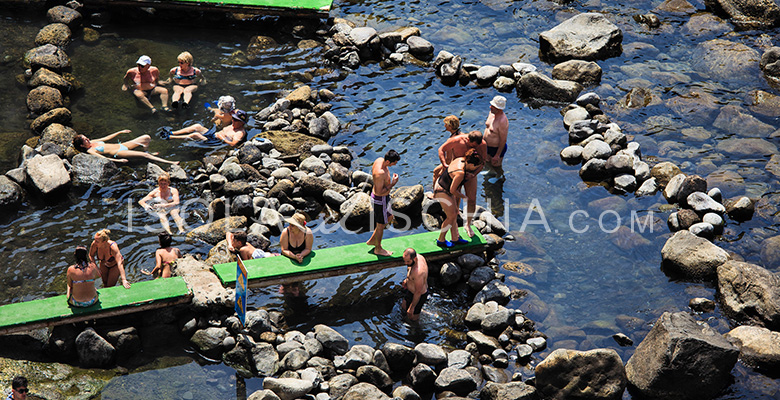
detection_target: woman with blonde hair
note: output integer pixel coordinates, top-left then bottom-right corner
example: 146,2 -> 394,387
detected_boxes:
280,213 -> 313,264
138,172 -> 186,234
166,51 -> 206,109
66,246 -> 100,307
89,229 -> 131,288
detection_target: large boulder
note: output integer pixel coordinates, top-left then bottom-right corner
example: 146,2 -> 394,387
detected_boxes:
70,153 -> 119,186
703,0 -> 780,30
298,175 -> 348,198
552,60 -> 602,85
35,23 -> 71,48
339,192 -> 372,225
539,13 -> 622,62
252,342 -> 280,377
314,324 -> 349,355
190,327 -> 230,358
724,325 -> 780,370
257,130 -> 326,156
343,382 -> 390,400
24,153 -> 70,196
661,230 -> 729,280
480,382 -> 537,400
186,216 -> 247,245
381,342 -> 416,373
716,261 -> 780,330
434,367 -> 477,395
27,85 -> 64,114
30,107 -> 71,133
625,312 -> 738,400
40,123 -> 77,153
47,5 -> 82,28
391,184 -> 424,215
535,348 -> 627,400
518,72 -> 583,103
24,43 -> 71,71
262,377 -> 315,400
28,67 -> 71,92
0,176 -> 25,208
75,328 -> 115,368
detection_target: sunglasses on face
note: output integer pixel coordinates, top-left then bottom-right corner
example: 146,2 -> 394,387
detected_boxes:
16,388 -> 28,394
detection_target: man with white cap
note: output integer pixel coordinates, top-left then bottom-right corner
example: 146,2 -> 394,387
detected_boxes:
122,55 -> 169,114
484,95 -> 508,181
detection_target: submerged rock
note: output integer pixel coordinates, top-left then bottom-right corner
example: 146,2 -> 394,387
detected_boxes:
717,261 -> 780,330
535,348 -> 627,400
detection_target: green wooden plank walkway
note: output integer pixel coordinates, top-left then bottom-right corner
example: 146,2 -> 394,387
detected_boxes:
0,277 -> 192,336
82,0 -> 333,16
214,227 -> 488,288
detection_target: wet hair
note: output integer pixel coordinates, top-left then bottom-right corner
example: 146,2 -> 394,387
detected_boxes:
467,130 -> 483,144
384,149 -> 400,163
443,115 -> 460,132
73,135 -> 90,152
158,232 -> 172,248
157,172 -> 170,184
74,246 -> 89,269
12,376 -> 27,390
177,51 -> 193,64
96,229 -> 111,241
232,231 -> 247,245
464,148 -> 482,166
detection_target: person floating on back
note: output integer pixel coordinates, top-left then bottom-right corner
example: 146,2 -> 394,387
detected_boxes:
73,130 -> 179,165
366,150 -> 400,256
165,109 -> 248,147
141,232 -> 181,279
66,246 -> 100,308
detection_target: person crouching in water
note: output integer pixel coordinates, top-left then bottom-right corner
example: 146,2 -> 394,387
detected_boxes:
142,232 -> 181,279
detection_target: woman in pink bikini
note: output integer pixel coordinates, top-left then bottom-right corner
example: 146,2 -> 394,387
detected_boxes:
89,229 -> 131,289
165,51 -> 206,110
66,246 -> 101,308
122,55 -> 169,113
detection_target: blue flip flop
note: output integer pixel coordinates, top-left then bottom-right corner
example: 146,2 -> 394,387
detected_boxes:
436,239 -> 453,248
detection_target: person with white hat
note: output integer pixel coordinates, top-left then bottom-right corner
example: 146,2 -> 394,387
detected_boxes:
484,95 -> 508,182
122,55 -> 170,114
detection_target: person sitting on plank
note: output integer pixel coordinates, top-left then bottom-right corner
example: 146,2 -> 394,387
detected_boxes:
66,246 -> 100,308
72,130 -> 179,165
279,213 -> 313,296
141,232 -> 181,279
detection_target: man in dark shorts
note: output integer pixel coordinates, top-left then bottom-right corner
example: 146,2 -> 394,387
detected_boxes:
366,150 -> 400,256
401,248 -> 428,321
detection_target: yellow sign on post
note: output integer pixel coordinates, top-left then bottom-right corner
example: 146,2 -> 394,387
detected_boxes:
235,258 -> 248,326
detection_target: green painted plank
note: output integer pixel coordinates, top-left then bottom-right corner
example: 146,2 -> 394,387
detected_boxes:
136,0 -> 332,11
0,277 -> 190,330
214,227 -> 486,285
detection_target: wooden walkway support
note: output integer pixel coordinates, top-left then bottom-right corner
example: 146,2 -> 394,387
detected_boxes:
0,277 -> 192,336
81,0 -> 333,17
213,227 -> 489,288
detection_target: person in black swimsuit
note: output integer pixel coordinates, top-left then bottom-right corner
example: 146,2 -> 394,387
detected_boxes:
280,213 -> 313,263
433,149 -> 482,247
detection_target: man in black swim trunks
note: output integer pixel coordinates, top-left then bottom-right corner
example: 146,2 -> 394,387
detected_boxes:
401,248 -> 428,321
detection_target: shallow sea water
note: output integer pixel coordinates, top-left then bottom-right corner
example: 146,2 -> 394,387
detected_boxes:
2,0 -> 780,398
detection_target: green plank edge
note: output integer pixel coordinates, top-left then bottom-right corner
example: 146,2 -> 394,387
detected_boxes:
214,227 -> 486,285
133,0 -> 331,11
0,277 -> 190,330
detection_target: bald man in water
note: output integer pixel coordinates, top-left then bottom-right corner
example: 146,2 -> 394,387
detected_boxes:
401,248 -> 428,321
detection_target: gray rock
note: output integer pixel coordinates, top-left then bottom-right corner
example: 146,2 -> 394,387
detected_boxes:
677,175 -> 708,206
440,262 -> 462,287
432,50 -> 454,70
563,106 -> 590,130
689,297 -> 716,313
702,213 -> 724,228
327,162 -> 350,185
539,13 -> 623,62
341,344 -> 374,370
407,36 -> 433,58
465,302 -> 488,326
29,66 -> 71,91
552,59 -> 602,85
636,177 -> 657,196
70,153 -> 119,186
535,348 -> 627,400
434,367 -> 477,395
689,222 -> 715,238
476,65 -> 500,86
25,154 -> 70,196
493,76 -> 515,92
634,161 -> 651,181
726,196 -> 753,220
25,43 -> 71,71
481,382 -> 537,400
323,189 -> 347,209
263,377 -> 315,400
409,363 -> 437,390
355,365 -> 393,391
705,0 -> 780,30
76,328 -> 115,368
481,308 -> 512,335
662,230 -> 729,279
0,176 -> 24,208
372,349 -> 391,375
299,175 -> 349,197
381,342 -> 415,373
513,62 -> 537,75
315,324 -> 349,355
474,280 -> 511,305
27,85 -> 64,115
576,92 -> 601,107
308,117 -> 330,140
687,192 -> 726,214
440,55 -> 464,82
467,330 -> 501,354
30,107 -> 71,133
724,325 -> 780,370
343,382 -> 390,400
560,145 -> 584,163
224,343 -> 253,378
707,187 -> 723,203
580,158 -> 608,181
467,266 -> 496,291
625,312 -> 738,400
483,365 -> 509,383
414,343 -> 447,366
340,192 -> 372,225
307,356 -> 335,380
191,327 -> 230,358
479,212 -> 507,236
516,344 -> 533,359
582,140 -> 612,161
717,261 -> 780,329
329,373 -> 358,399
391,184 -> 424,214
246,309 -> 273,338
518,72 -> 583,103
447,349 -> 472,369
605,154 -> 633,175
613,174 -> 637,193
651,162 -> 682,187
392,385 -> 420,400
271,167 -> 294,181
300,155 -> 327,175
527,337 -> 547,351
569,119 -> 599,142
248,389 -> 281,400
281,348 -> 311,371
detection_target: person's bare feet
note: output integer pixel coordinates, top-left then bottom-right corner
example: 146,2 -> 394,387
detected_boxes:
372,248 -> 392,256
465,225 -> 474,238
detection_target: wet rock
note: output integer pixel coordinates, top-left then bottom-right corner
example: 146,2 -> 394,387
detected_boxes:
689,222 -> 715,237
635,177 -> 657,196
329,373 -> 358,399
339,344 -> 374,370
493,76 -> 515,92
535,348 -> 627,400
650,161 -> 681,187
724,325 -> 780,370
717,138 -> 778,156
187,216 -> 247,245
25,153 -> 70,196
677,209 -> 701,230
703,0 -> 780,30
440,262 -> 462,287
35,23 -> 71,48
25,43 -> 71,71
30,107 -> 71,133
702,213 -> 724,230
300,155 -> 327,175
613,333 -> 634,346
691,39 -> 760,82
224,344 -> 254,378
381,342 -> 415,374
323,189 -> 347,209
391,184 -> 424,214
392,385 -> 420,400
625,312 -> 738,400
527,337 -> 547,351
563,106 -> 590,129
760,235 -> 780,270
76,328 -> 115,368
664,174 -> 686,201
257,130 -> 327,156
415,343 -> 447,367
434,367 -> 477,395
71,153 -> 119,186
580,158 -> 608,181
267,179 -> 295,199
613,174 -> 637,193
468,266 -> 496,291
467,330 -> 501,354
343,382 -> 390,400
539,13 -> 623,62
248,390 -> 281,400
407,36 -> 434,59
713,105 -> 775,138
677,175 -> 707,205
447,349 -> 472,369
687,192 -> 726,214
717,261 -> 780,329
0,176 -> 24,208
356,365 -> 393,391
476,65 -> 500,86
661,230 -> 729,280
281,348 -> 310,371
299,175 -> 348,198
286,85 -> 312,108
47,5 -> 82,28
481,308 -> 512,335
340,192 -> 372,224
552,60 -> 602,85
41,122 -> 76,152
568,119 -> 599,142
582,140 -> 612,161
518,72 -> 583,103
27,85 -> 63,114
263,377 -> 315,400
706,169 -> 745,197
315,324 -> 349,355
308,117 -> 330,140
480,382 -> 537,400
28,67 -> 71,92
190,327 -> 229,358
560,145 -> 584,163
689,297 -> 716,312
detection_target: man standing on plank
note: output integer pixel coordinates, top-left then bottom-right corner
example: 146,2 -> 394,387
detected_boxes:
401,248 -> 428,321
437,130 -> 488,238
484,95 -> 508,182
366,150 -> 400,256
